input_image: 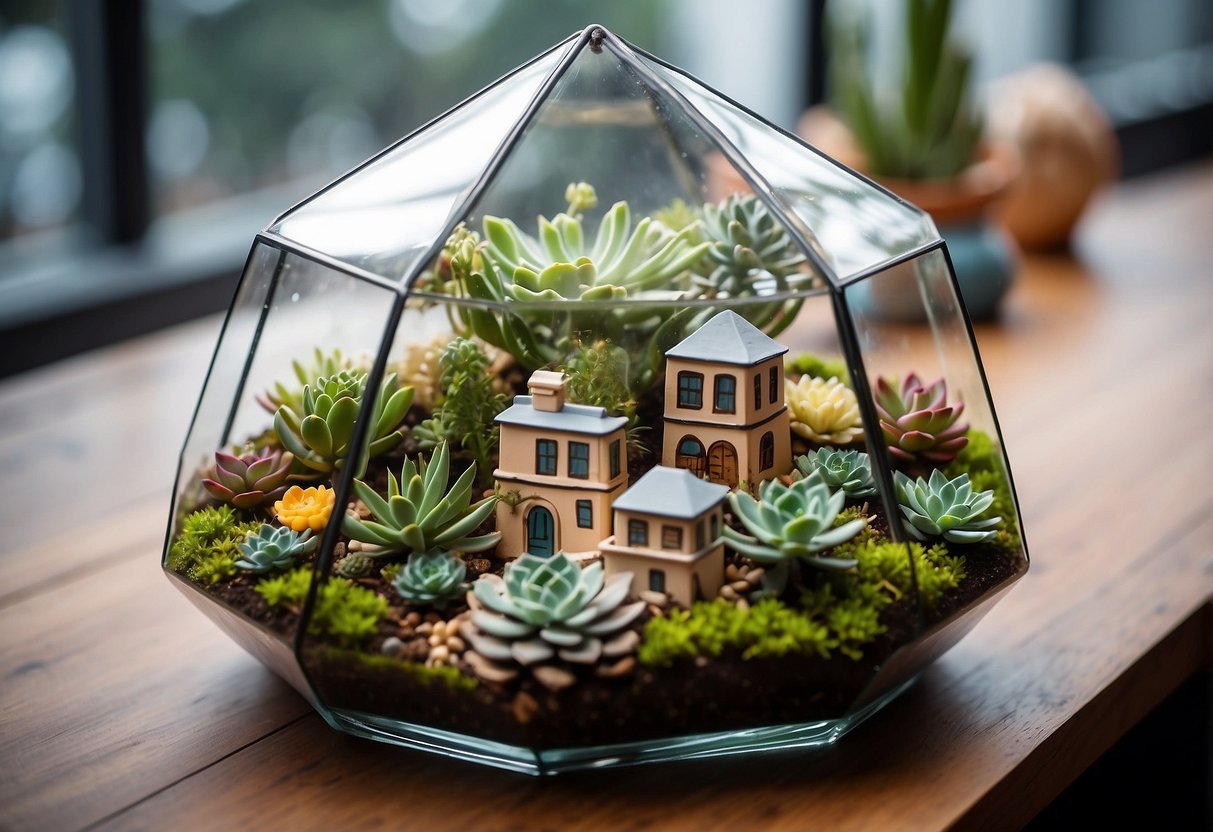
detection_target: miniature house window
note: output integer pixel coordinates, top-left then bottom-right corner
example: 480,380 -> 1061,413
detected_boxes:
760,432 -> 774,471
696,520 -> 706,550
662,525 -> 683,550
535,439 -> 557,476
575,500 -> 593,528
609,439 -> 621,478
769,366 -> 778,404
676,437 -> 707,477
649,570 -> 666,594
710,513 -> 720,539
714,375 -> 736,414
628,519 -> 648,547
753,373 -> 762,410
568,441 -> 590,479
677,371 -> 703,409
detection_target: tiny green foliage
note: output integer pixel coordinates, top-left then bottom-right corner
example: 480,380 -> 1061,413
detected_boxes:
168,506 -> 259,585
562,339 -> 647,446
256,567 -> 389,647
786,352 -> 851,387
340,442 -> 501,558
322,647 -> 478,693
637,599 -> 834,667
335,553 -> 375,579
413,337 -> 508,485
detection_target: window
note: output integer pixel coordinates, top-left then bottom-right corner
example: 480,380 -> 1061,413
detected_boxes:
568,441 -> 589,479
662,525 -> 683,550
710,513 -> 720,539
648,569 -> 666,593
769,366 -> 779,404
628,519 -> 648,547
696,520 -> 706,550
677,371 -> 704,409
535,439 -> 557,475
760,431 -> 775,470
753,373 -> 762,410
576,499 -> 593,528
714,374 -> 736,413
609,439 -> 621,478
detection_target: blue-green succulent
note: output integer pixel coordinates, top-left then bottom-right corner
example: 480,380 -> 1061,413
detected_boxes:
394,550 -> 469,609
235,523 -> 318,573
894,469 -> 1002,544
795,448 -> 877,499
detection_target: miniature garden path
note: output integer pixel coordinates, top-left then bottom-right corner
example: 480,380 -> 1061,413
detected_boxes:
2,162 -> 1211,831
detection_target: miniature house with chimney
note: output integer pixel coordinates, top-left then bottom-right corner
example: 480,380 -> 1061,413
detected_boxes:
600,466 -> 729,606
662,310 -> 793,489
494,371 -> 629,559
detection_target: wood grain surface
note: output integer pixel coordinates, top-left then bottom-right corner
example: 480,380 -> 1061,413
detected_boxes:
1,163 -> 1210,832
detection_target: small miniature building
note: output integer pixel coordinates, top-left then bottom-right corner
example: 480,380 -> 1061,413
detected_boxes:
600,466 -> 729,606
662,310 -> 792,489
494,371 -> 628,560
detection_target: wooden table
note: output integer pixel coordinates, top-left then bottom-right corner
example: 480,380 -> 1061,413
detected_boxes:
2,163 -> 1210,832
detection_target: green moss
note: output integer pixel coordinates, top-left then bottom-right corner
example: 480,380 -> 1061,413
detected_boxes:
640,533 -> 966,666
256,567 -> 389,648
328,648 -> 478,693
946,430 -> 1022,553
168,506 -> 259,585
786,352 -> 851,386
638,599 -> 835,667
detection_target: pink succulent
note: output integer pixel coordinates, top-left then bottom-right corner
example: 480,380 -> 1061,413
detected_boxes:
874,373 -> 969,466
202,447 -> 294,509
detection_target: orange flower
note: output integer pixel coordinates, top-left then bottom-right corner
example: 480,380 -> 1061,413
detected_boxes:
274,485 -> 335,532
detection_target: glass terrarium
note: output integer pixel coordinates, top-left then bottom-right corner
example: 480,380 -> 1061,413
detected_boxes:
164,26 -> 1028,774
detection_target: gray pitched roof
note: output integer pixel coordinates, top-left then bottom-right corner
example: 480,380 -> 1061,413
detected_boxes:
613,466 -> 729,519
664,310 -> 788,365
495,396 -> 628,436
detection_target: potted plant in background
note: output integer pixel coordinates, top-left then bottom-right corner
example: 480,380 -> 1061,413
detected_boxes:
801,0 -> 1019,320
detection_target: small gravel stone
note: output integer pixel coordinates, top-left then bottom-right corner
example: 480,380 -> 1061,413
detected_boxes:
466,558 -> 492,576
511,690 -> 540,725
416,622 -> 433,636
730,580 -> 750,592
647,604 -> 665,617
720,585 -> 738,601
744,568 -> 764,586
595,656 -> 635,679
725,564 -> 742,582
694,656 -> 709,668
430,645 -> 450,663
447,635 -> 466,653
347,540 -> 363,553
638,590 -> 668,606
735,597 -> 751,613
380,636 -> 404,657
532,665 -> 577,692
404,611 -> 422,627
424,611 -> 442,623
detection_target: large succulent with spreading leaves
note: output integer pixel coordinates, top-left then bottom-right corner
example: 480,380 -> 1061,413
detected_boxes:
274,370 -> 412,477
894,469 -> 1001,544
202,447 -> 293,509
394,550 -> 469,609
725,470 -> 867,596
874,373 -> 968,466
696,193 -> 807,296
340,442 -> 499,557
463,553 -> 644,666
235,523 -> 317,573
482,191 -> 710,301
795,448 -> 876,499
256,347 -> 355,415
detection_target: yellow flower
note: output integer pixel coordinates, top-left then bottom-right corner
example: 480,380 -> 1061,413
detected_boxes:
274,485 -> 335,532
786,375 -> 865,445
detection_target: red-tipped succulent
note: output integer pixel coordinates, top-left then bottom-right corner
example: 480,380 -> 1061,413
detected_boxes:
874,373 -> 969,466
202,447 -> 294,509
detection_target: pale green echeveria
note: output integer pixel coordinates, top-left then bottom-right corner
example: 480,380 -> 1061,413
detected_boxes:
340,441 -> 500,558
235,523 -> 318,573
697,193 -> 808,296
394,550 -> 469,609
725,470 -> 867,596
894,469 -> 1002,544
274,370 -> 413,478
465,553 -> 644,666
483,197 -> 711,301
795,448 -> 877,499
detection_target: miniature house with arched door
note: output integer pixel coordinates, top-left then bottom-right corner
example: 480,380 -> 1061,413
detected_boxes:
662,310 -> 792,489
